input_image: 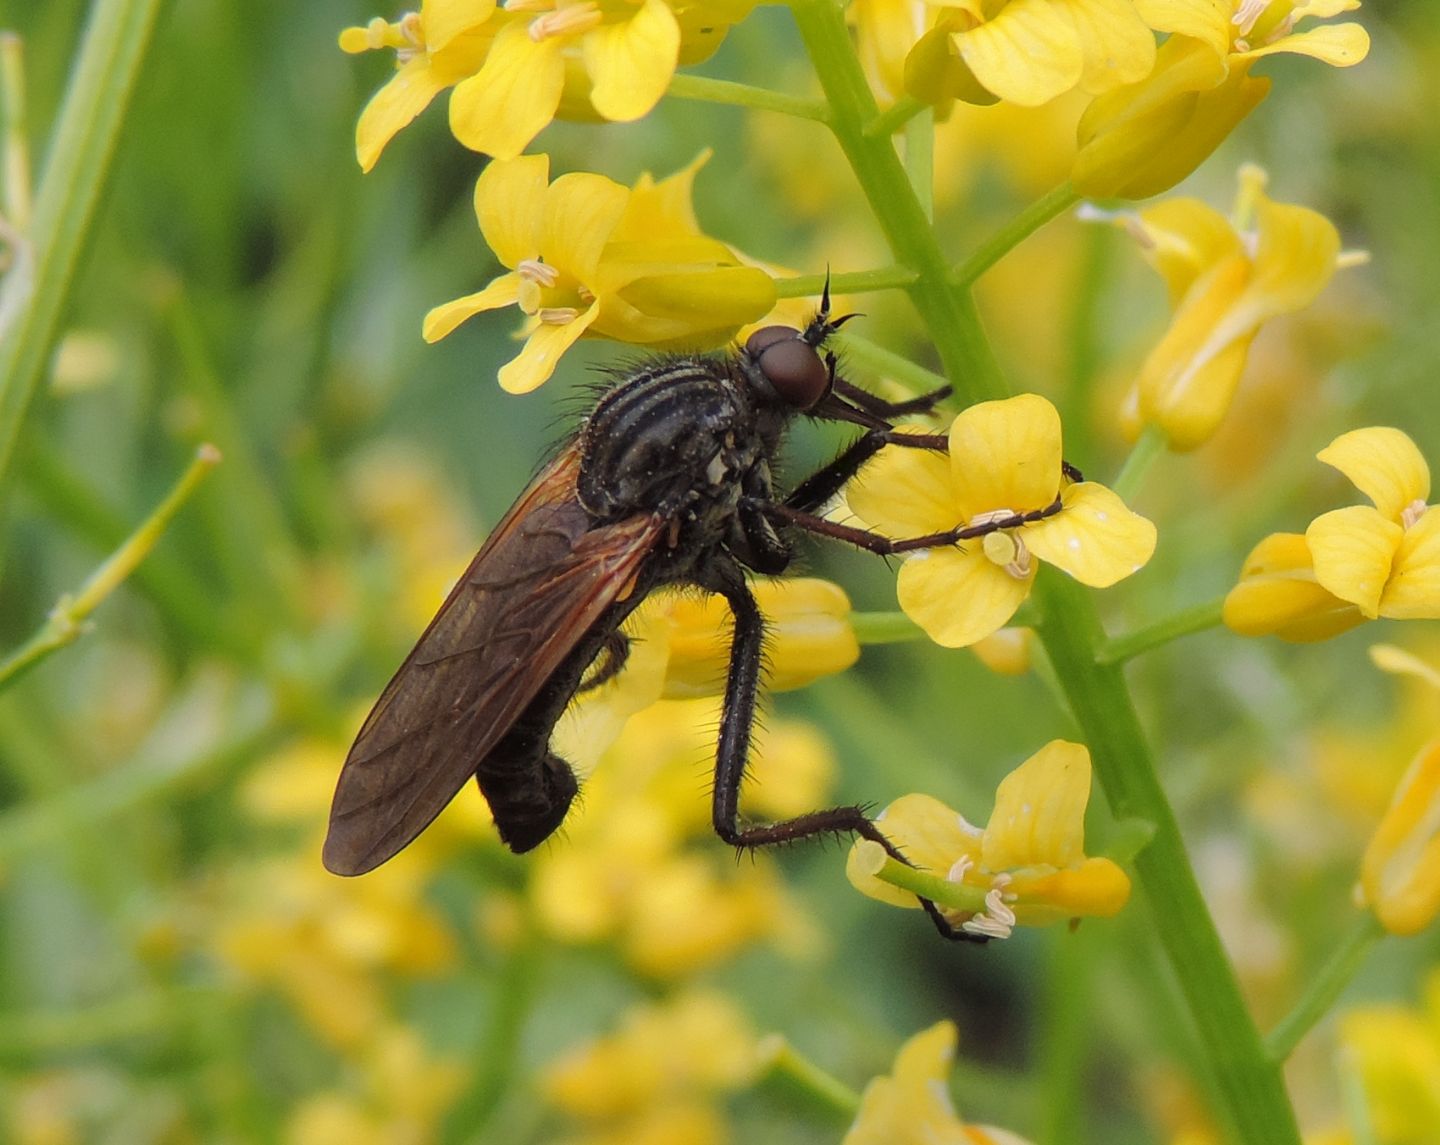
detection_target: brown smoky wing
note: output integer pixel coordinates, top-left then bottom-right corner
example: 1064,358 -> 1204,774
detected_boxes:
323,445 -> 664,876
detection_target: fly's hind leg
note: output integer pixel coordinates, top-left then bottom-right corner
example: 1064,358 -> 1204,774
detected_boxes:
578,630 -> 630,693
707,573 -> 974,940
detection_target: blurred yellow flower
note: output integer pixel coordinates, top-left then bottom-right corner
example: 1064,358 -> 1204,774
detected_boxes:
843,1021 -> 1035,1145
343,0 -> 756,166
285,1026 -> 463,1145
535,699 -> 828,975
1102,166 -> 1351,450
1075,0 -> 1369,198
542,990 -> 754,1142
1359,738 -> 1440,936
847,740 -> 1131,937
1336,972 -> 1440,1141
423,153 -> 775,393
1226,427 -> 1440,639
924,0 -> 1157,108
849,394 -> 1156,648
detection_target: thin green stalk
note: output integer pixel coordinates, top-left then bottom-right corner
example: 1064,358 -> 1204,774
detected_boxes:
789,0 -> 1005,404
865,94 -> 927,138
851,610 -> 926,644
1098,597 -> 1227,665
952,182 -> 1081,290
1265,914 -> 1383,1064
1031,572 -> 1301,1144
775,266 -> 918,298
666,73 -> 830,122
0,0 -> 164,493
754,1035 -> 862,1121
1038,926 -> 1095,1145
904,105 -> 934,219
1111,423 -> 1168,501
0,33 -> 31,231
0,444 -> 221,690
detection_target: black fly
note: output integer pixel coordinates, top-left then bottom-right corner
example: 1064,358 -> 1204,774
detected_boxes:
323,286 -> 1066,937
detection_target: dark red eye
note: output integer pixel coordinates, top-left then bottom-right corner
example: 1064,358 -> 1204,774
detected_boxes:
744,325 -> 830,410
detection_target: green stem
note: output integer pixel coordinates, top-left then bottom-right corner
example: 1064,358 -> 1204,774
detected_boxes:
851,609 -> 926,644
1031,573 -> 1300,1144
666,73 -> 830,122
952,182 -> 1081,290
1,32 -> 32,231
865,94 -> 927,138
789,0 -> 1004,404
0,0 -> 163,493
903,105 -> 934,219
854,841 -> 989,915
0,445 -> 220,691
1097,598 -> 1227,665
754,1034 -> 862,1121
1111,424 -> 1168,502
775,266 -> 918,298
1264,914 -> 1383,1065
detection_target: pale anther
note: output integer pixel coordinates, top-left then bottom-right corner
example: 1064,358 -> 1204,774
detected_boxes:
517,259 -> 560,287
1402,499 -> 1429,531
1232,0 -> 1268,38
538,306 -> 581,324
528,3 -> 602,42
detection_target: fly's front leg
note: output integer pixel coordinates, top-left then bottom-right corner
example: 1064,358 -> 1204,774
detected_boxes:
708,576 -> 965,939
830,376 -> 952,419
785,429 -> 949,514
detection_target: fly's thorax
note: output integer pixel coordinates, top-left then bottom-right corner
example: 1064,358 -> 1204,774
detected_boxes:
576,357 -> 770,522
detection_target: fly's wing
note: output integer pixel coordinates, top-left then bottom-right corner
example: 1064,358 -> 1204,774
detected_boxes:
323,444 -> 665,875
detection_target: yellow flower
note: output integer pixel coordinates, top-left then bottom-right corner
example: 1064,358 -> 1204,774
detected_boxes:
1306,428 -> 1440,620
1222,532 -> 1365,641
923,0 -> 1158,108
1102,166 -> 1350,450
423,153 -> 774,393
1226,427 -> 1440,638
1358,738 -> 1440,936
659,577 -> 860,698
847,740 -> 1131,937
843,1021 -> 1035,1145
343,0 -> 757,166
848,394 -> 1156,648
1075,0 -> 1369,198
340,2 -> 502,172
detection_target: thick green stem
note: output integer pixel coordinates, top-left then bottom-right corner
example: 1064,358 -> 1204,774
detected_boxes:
0,0 -> 164,493
1032,573 -> 1301,1144
851,610 -> 927,644
1112,424 -> 1169,501
754,1034 -> 862,1121
1265,914 -> 1384,1064
789,0 -> 1004,405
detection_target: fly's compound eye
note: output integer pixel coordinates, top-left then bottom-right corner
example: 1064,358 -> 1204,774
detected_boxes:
744,325 -> 831,410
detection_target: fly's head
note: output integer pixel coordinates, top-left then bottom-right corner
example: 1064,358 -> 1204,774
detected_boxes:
739,282 -> 859,414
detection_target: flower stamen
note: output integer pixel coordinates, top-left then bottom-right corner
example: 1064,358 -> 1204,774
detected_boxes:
517,258 -> 560,288
1402,499 -> 1429,531
528,3 -> 603,42
537,306 -> 582,324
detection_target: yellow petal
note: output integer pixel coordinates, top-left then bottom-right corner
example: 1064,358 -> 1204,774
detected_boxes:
422,0 -> 497,53
1361,739 -> 1440,936
497,303 -> 599,393
1137,325 -> 1255,451
597,266 -> 776,347
897,548 -> 1033,649
1306,505 -> 1404,619
1237,23 -> 1370,67
956,0 -> 1085,106
1133,196 -> 1245,305
613,150 -> 709,242
583,0 -> 680,121
949,394 -> 1063,519
422,274 -> 522,341
848,442 -> 960,538
1023,482 -> 1157,586
449,22 -> 564,159
1063,0 -> 1156,93
543,172 -> 631,283
1131,0 -> 1231,56
1222,532 -> 1365,641
983,740 -> 1092,870
355,55 -> 450,173
846,794 -> 982,908
1317,427 -> 1431,520
474,155 -> 549,269
1381,510 -> 1440,620
1231,193 -> 1341,327
1010,856 -> 1131,923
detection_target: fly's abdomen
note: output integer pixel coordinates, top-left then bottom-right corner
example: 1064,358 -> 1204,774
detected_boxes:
577,359 -> 753,519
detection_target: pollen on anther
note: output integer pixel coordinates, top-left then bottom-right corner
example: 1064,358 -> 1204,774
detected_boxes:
517,259 -> 560,288
537,306 -> 580,324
